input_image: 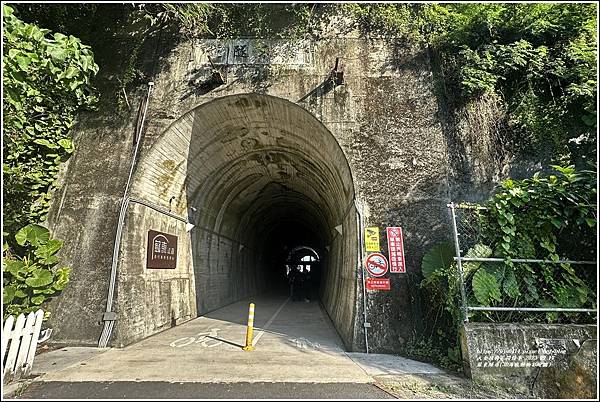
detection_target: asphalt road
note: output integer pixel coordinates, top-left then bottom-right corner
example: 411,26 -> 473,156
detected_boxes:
16,381 -> 395,399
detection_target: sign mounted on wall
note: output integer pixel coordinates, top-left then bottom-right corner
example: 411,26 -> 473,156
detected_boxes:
366,277 -> 391,291
386,227 -> 406,273
365,227 -> 380,251
364,252 -> 389,277
147,229 -> 178,269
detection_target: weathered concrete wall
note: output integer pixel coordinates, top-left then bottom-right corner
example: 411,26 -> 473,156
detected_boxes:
45,115 -> 137,346
46,33 -> 508,352
534,338 -> 597,399
113,202 -> 197,347
349,44 -> 450,351
320,203 -> 359,350
460,323 -> 597,398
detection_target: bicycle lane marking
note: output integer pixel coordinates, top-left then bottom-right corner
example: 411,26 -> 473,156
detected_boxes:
169,328 -> 224,348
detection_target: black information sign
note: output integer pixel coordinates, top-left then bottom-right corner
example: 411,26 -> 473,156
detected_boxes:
147,229 -> 178,269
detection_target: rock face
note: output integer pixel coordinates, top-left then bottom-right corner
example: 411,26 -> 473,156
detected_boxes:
534,339 -> 597,399
460,323 -> 597,399
46,36 -> 512,352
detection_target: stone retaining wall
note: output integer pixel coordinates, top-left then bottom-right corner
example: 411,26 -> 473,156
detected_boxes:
460,322 -> 597,398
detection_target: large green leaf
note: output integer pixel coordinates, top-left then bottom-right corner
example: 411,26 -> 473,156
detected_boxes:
57,138 -> 73,153
15,288 -> 27,298
421,242 -> 455,279
462,243 -> 493,276
33,239 -> 63,265
33,138 -> 59,149
33,288 -> 56,295
3,285 -> 16,304
24,269 -> 53,288
3,258 -> 26,280
502,269 -> 521,299
15,224 -> 50,246
472,267 -> 502,305
31,295 -> 46,305
3,4 -> 14,16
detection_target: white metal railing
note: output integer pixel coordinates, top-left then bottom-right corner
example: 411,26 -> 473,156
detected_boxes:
2,309 -> 51,382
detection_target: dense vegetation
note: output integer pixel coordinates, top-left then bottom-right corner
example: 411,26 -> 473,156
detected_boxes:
2,5 -> 98,318
418,164 -> 596,370
3,3 -> 596,362
12,3 -> 596,161
347,3 -> 597,159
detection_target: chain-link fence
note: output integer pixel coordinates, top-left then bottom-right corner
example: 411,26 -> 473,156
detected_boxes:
448,203 -> 597,323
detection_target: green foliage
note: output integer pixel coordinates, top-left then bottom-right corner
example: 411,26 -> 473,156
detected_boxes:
418,242 -> 463,369
471,267 -> 502,305
3,224 -> 70,319
344,4 -> 423,40
14,3 -> 595,156
346,3 -> 597,155
156,3 -> 216,38
419,164 -> 596,367
2,6 -> 95,318
2,5 -> 99,240
468,164 -> 597,320
19,3 -> 593,156
93,3 -> 321,112
462,243 -> 493,276
421,242 -> 454,280
483,165 -> 596,262
139,3 -> 319,39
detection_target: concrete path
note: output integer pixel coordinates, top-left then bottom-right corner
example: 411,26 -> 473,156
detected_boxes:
7,293 -> 461,399
34,294 -> 374,383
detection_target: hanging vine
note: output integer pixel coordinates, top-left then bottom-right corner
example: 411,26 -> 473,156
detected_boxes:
2,5 -> 99,317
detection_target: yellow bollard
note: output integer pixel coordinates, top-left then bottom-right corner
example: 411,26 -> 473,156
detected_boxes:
242,303 -> 255,351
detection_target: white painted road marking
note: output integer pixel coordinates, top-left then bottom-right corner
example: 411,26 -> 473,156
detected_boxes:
169,328 -> 223,348
252,297 -> 290,347
290,337 -> 321,349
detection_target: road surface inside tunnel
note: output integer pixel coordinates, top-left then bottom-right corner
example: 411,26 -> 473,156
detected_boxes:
38,292 -> 371,383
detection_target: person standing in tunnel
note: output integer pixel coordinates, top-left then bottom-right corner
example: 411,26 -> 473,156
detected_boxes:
303,268 -> 312,302
288,266 -> 301,301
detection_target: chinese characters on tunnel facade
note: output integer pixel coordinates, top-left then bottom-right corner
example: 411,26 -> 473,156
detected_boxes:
147,229 -> 178,269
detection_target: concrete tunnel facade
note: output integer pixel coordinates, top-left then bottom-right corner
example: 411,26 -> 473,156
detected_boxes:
46,37 -> 468,353
114,93 -> 361,348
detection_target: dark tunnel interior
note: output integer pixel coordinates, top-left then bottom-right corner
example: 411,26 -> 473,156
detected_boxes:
128,93 -> 360,347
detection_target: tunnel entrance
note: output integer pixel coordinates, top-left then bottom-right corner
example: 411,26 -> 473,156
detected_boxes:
126,93 -> 360,350
285,246 -> 320,302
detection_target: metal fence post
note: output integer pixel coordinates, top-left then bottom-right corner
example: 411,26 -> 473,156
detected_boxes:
446,202 -> 596,320
449,203 -> 469,323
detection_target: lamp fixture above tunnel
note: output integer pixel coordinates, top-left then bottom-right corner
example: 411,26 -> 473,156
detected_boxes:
331,57 -> 344,86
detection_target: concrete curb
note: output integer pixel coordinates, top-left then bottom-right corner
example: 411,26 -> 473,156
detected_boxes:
2,379 -> 33,399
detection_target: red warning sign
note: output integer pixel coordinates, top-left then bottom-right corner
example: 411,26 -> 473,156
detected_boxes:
386,227 -> 406,273
366,277 -> 390,290
364,252 -> 389,277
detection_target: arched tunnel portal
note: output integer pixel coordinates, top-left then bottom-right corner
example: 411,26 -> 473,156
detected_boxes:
120,93 -> 360,349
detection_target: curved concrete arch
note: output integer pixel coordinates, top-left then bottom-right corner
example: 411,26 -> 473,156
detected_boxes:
124,93 -> 360,350
288,246 -> 321,261
189,148 -> 340,236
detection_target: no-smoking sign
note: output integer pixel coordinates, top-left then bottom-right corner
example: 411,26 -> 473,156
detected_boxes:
364,252 -> 389,277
